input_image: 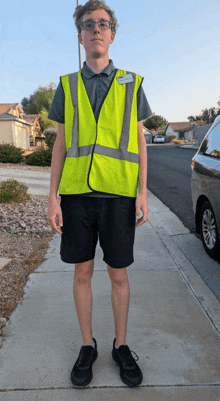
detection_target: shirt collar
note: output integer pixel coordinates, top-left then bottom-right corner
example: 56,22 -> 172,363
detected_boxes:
81,59 -> 115,79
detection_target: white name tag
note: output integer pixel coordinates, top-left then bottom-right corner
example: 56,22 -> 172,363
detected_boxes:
117,74 -> 134,85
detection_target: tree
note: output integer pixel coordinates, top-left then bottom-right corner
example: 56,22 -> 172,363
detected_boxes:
21,83 -> 57,114
143,114 -> 168,131
21,83 -> 57,132
188,97 -> 220,124
39,109 -> 57,132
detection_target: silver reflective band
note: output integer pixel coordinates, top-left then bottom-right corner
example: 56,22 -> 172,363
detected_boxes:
66,71 -> 138,164
67,143 -> 139,163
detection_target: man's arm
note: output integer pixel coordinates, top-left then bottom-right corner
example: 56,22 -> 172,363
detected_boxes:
47,122 -> 66,234
135,120 -> 149,227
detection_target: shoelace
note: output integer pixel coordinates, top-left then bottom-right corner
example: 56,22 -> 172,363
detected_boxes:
131,350 -> 139,362
116,345 -> 139,366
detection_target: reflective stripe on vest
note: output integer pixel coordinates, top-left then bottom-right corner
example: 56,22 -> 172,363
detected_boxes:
59,69 -> 143,197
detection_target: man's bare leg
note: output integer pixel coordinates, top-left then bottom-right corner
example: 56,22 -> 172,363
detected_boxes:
73,259 -> 94,345
107,266 -> 130,347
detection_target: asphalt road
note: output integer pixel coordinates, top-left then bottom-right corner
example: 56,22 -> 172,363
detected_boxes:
147,144 -> 197,233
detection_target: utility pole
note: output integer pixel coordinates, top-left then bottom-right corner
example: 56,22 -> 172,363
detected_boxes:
77,0 -> 82,69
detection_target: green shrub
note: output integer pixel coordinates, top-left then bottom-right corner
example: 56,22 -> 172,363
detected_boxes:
0,179 -> 31,203
25,148 -> 52,166
0,144 -> 25,163
168,135 -> 176,143
44,128 -> 57,149
173,140 -> 184,145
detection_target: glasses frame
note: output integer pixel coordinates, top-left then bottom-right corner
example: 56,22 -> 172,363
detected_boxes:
80,19 -> 113,31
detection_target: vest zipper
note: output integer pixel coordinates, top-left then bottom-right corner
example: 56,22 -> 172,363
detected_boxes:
87,69 -> 118,192
87,125 -> 98,191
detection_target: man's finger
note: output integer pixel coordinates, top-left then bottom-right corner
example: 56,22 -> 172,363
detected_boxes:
58,213 -> 63,229
136,204 -> 141,219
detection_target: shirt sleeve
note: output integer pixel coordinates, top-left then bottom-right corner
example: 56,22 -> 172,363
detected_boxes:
47,78 -> 65,123
137,81 -> 152,122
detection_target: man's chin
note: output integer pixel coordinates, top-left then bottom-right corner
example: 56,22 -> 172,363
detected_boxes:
91,51 -> 103,59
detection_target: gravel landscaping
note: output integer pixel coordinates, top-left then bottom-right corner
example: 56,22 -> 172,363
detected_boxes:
0,163 -> 56,344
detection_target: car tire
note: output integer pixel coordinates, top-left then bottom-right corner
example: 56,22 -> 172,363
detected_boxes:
199,201 -> 220,260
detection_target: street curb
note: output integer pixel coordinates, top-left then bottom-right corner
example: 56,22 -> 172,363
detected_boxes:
154,227 -> 220,335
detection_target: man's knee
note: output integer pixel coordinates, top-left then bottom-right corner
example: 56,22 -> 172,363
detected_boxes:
107,266 -> 128,286
74,260 -> 94,284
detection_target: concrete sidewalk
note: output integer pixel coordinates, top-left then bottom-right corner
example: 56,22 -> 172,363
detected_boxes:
1,190 -> 220,400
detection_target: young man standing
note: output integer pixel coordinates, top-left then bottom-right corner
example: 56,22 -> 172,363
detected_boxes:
47,0 -> 152,388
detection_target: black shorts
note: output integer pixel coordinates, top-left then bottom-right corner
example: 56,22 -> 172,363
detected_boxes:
60,196 -> 136,269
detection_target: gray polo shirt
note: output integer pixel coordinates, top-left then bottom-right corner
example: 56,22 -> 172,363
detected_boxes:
48,60 -> 152,197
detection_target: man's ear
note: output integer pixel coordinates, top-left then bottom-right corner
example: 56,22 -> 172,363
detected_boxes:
78,33 -> 82,44
110,31 -> 115,44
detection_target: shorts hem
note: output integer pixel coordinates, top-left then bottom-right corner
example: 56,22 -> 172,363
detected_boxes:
104,258 -> 134,269
60,253 -> 95,264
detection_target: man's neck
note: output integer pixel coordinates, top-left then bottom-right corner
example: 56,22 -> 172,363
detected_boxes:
85,55 -> 110,74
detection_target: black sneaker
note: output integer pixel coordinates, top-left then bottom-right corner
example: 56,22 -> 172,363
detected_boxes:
70,338 -> 98,388
112,338 -> 143,387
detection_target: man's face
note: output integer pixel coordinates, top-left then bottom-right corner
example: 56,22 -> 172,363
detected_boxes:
78,9 -> 115,59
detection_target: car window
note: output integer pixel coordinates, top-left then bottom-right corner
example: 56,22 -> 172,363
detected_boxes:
200,121 -> 220,160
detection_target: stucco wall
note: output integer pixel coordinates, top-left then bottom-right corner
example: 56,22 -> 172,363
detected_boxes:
0,121 -> 30,149
15,123 -> 29,149
166,125 -> 178,138
0,121 -> 13,144
184,129 -> 195,141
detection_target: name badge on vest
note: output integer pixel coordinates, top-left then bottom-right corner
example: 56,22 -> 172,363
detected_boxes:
117,74 -> 134,85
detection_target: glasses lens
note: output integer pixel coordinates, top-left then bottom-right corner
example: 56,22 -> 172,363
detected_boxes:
81,20 -> 112,31
84,20 -> 94,30
99,20 -> 110,29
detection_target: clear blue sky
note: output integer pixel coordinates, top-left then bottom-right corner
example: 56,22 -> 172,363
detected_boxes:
1,0 -> 220,122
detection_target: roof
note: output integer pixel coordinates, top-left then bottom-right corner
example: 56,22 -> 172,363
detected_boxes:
0,103 -> 21,114
21,114 -> 40,124
0,112 -> 32,125
150,126 -> 167,136
166,122 -> 198,133
0,112 -> 15,119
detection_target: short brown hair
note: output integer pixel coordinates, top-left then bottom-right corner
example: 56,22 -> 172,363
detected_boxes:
73,0 -> 118,34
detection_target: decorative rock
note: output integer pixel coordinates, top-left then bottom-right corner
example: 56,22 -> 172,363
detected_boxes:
0,197 -> 52,236
0,317 -> 7,334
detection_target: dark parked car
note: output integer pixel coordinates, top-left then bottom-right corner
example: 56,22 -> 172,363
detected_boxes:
191,115 -> 220,260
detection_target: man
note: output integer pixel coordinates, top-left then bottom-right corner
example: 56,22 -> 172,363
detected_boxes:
47,0 -> 152,388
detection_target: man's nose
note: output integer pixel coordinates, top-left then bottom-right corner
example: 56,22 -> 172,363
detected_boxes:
93,22 -> 100,33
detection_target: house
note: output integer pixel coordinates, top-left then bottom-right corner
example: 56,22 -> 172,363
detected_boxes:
21,114 -> 42,146
143,126 -> 153,143
0,104 -> 42,149
0,103 -> 32,149
164,122 -> 198,142
194,123 -> 212,148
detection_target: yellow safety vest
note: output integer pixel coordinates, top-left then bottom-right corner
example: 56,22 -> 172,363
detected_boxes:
59,69 -> 143,197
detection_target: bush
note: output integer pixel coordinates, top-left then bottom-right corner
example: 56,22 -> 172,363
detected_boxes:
25,148 -> 52,166
0,144 -> 25,163
173,140 -> 184,145
44,128 -> 57,149
168,135 -> 176,143
0,179 -> 31,204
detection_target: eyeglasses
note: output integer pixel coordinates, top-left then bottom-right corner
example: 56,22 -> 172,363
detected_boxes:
80,19 -> 112,31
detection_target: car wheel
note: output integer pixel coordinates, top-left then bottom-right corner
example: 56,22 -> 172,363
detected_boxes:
199,201 -> 220,260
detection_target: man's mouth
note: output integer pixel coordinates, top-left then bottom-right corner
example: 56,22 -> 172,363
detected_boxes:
92,38 -> 103,41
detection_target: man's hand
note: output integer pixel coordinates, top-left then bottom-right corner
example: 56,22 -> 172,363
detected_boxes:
47,198 -> 63,235
135,193 -> 149,227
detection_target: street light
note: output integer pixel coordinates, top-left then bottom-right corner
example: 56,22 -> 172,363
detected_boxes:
76,0 -> 82,70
